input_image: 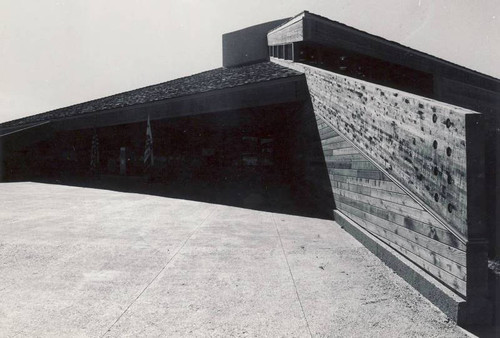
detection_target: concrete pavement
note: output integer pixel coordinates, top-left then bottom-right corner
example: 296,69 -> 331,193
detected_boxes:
0,182 -> 470,337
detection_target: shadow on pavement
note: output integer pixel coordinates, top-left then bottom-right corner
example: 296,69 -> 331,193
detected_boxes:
26,172 -> 333,220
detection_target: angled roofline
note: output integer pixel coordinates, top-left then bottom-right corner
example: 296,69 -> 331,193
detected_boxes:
268,10 -> 500,84
0,62 -> 304,130
267,10 -> 308,35
223,17 -> 291,37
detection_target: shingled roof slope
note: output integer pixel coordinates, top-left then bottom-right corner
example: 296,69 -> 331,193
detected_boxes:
0,62 -> 302,129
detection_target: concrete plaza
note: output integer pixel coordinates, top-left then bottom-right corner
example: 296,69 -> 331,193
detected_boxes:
0,182 -> 469,337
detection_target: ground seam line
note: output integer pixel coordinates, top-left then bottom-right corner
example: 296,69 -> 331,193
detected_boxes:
100,206 -> 218,337
272,214 -> 313,338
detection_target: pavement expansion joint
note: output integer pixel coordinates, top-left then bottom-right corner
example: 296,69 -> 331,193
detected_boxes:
272,214 -> 313,338
100,205 -> 219,337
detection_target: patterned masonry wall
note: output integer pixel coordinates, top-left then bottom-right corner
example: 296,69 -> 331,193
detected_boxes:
273,60 -> 484,296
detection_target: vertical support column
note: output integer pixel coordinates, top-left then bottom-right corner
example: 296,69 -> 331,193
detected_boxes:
120,147 -> 126,176
495,122 -> 500,260
463,239 -> 490,325
0,137 -> 5,182
463,113 -> 491,325
292,42 -> 301,62
0,137 -> 7,182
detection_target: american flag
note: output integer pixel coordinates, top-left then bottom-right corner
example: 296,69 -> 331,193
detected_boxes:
90,130 -> 99,175
144,115 -> 154,172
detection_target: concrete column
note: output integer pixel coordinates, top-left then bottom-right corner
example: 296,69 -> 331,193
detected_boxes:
463,113 -> 492,326
292,43 -> 300,62
463,239 -> 492,326
0,137 -> 4,182
120,147 -> 126,175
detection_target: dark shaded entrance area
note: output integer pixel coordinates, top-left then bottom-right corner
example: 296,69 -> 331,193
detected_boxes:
2,102 -> 333,219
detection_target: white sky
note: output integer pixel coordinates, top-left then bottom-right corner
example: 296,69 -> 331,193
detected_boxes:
1,0 -> 499,124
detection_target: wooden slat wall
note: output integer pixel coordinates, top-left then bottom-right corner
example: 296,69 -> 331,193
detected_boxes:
316,116 -> 467,295
269,11 -> 498,261
267,15 -> 304,46
271,58 -> 481,296
311,71 -> 474,239
274,61 -> 482,241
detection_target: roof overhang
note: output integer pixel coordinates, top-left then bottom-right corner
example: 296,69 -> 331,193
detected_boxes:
267,11 -> 499,89
51,74 -> 307,131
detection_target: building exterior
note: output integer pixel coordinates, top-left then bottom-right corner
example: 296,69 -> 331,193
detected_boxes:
1,11 -> 499,326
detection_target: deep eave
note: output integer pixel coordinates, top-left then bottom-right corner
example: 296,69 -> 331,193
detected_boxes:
268,11 -> 500,86
0,62 -> 303,132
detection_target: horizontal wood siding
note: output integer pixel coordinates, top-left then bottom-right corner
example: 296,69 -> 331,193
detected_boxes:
267,19 -> 304,46
275,61 -> 483,241
317,115 -> 467,295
